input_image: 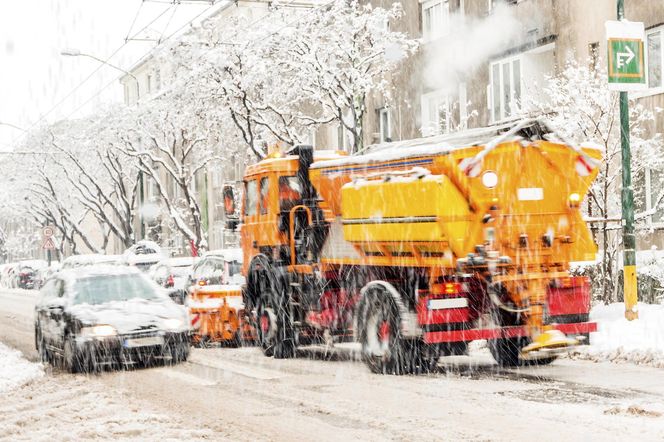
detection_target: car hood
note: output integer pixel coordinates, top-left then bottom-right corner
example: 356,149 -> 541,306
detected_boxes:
69,298 -> 188,335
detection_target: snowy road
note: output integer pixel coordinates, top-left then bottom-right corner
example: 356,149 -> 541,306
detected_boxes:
3,289 -> 664,441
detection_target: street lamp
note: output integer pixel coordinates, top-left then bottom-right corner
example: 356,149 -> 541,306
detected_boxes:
60,48 -> 139,84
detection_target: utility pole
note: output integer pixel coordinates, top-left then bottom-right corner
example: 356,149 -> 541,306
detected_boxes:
617,0 -> 638,320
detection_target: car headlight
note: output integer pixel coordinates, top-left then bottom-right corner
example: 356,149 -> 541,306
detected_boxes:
80,325 -> 117,337
163,318 -> 184,331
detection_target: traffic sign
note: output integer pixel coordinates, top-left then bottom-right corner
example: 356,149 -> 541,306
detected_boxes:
42,226 -> 54,238
42,237 -> 56,250
606,20 -> 646,91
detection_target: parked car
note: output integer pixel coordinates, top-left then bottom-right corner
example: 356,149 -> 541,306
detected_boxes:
34,265 -> 191,373
123,240 -> 165,273
34,262 -> 61,289
61,254 -> 122,270
0,263 -> 17,288
149,257 -> 199,304
15,260 -> 48,289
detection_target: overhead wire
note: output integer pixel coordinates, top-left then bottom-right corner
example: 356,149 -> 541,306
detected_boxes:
125,1 -> 145,42
58,1 -> 225,122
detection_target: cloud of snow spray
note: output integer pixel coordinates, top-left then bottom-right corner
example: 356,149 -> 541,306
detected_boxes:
421,4 -> 528,94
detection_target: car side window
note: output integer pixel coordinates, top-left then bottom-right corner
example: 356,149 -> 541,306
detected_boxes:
39,279 -> 56,301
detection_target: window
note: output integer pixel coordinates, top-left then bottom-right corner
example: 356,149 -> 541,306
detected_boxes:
259,177 -> 269,215
489,57 -> 522,122
337,124 -> 349,151
422,0 -> 449,42
645,168 -> 664,225
279,176 -> 302,211
244,180 -> 258,216
155,68 -> 161,92
647,28 -> 663,89
488,0 -> 518,13
379,108 -> 391,143
589,42 -> 600,72
146,74 -> 152,94
421,90 -> 450,136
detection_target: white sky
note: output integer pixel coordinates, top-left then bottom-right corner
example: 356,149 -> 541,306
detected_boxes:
0,0 -> 222,151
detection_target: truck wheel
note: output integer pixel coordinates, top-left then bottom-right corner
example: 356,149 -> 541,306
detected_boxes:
357,285 -> 432,375
488,337 -> 524,368
257,301 -> 276,356
253,264 -> 296,359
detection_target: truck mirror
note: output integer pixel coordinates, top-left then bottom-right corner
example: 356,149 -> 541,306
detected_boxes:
223,185 -> 236,217
225,219 -> 239,231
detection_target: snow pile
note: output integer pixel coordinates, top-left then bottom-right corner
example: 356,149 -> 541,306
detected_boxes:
0,342 -> 43,393
571,302 -> 664,367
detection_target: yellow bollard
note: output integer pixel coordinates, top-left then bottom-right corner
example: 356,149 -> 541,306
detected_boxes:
624,265 -> 638,321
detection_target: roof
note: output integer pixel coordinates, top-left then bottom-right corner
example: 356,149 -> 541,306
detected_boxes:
59,264 -> 142,281
311,119 -> 569,170
203,248 -> 243,262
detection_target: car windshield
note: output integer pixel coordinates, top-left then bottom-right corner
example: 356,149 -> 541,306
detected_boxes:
73,274 -> 161,305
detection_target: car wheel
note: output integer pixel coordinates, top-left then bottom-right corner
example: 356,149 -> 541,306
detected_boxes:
63,334 -> 82,373
171,340 -> 190,363
36,327 -> 50,364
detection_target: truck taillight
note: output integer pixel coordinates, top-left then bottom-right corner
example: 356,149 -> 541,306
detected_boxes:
431,282 -> 462,296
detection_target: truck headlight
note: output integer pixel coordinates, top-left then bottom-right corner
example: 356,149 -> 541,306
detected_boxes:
81,325 -> 117,337
163,318 -> 184,330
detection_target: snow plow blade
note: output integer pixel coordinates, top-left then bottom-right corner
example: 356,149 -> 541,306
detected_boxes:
521,329 -> 578,356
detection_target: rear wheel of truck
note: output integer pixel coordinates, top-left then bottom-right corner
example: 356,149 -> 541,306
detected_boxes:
488,286 -> 558,367
357,284 -> 433,375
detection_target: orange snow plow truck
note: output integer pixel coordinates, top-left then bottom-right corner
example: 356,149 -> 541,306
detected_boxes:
229,119 -> 602,374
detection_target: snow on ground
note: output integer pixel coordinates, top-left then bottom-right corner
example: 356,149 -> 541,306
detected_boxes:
0,341 -> 214,441
570,302 -> 664,367
0,342 -> 43,393
0,371 -> 216,442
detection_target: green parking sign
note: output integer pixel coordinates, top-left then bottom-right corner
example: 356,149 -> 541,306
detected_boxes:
606,21 -> 646,91
608,39 -> 645,83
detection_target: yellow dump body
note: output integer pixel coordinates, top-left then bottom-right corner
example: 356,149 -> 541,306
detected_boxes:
309,127 -> 602,271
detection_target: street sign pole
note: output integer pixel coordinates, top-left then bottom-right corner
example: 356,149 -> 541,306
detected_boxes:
617,0 -> 638,320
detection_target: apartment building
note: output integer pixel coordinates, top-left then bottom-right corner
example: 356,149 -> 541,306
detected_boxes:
351,0 -> 664,247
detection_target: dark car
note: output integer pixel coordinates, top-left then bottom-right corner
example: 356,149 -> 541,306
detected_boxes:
34,266 -> 191,373
16,260 -> 48,289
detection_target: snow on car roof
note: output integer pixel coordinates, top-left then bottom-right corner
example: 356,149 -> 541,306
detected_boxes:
18,259 -> 48,269
159,257 -> 199,267
203,248 -> 243,262
125,253 -> 162,265
59,264 -> 142,281
62,254 -> 123,267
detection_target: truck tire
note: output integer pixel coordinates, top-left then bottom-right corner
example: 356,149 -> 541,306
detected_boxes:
357,284 -> 433,375
252,262 -> 295,359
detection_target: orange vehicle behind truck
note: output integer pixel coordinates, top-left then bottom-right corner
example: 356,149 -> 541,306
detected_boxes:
229,119 -> 601,373
187,249 -> 255,346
